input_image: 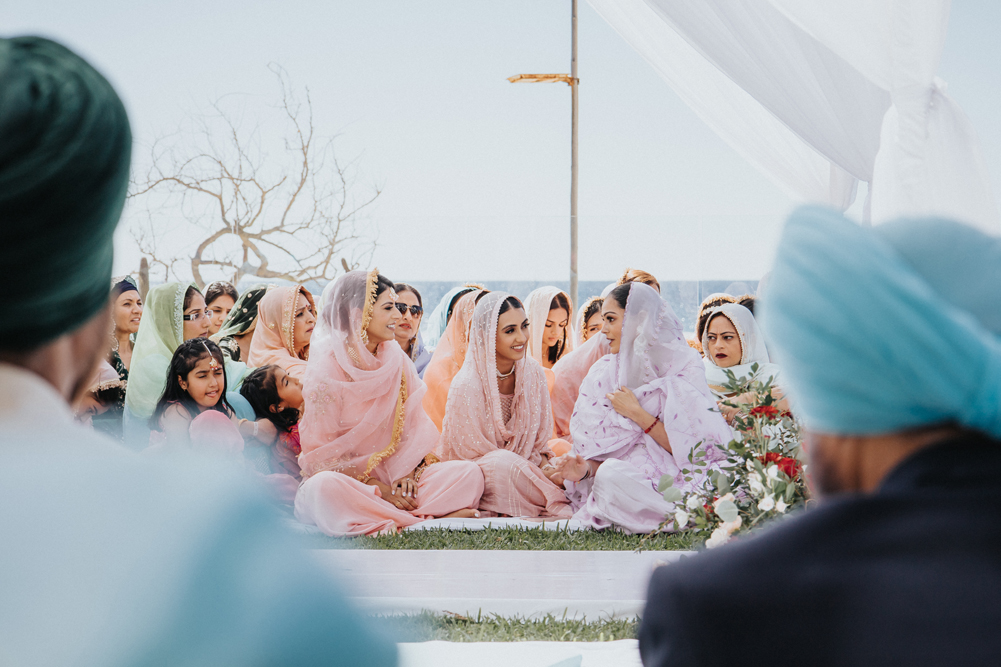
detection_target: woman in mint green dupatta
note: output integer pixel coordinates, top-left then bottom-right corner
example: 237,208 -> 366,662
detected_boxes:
123,282 -> 205,449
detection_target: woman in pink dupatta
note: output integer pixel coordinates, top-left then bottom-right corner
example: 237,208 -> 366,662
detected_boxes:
553,282 -> 732,533
247,285 -> 316,379
439,292 -> 571,518
421,289 -> 482,431
295,270 -> 484,536
550,333 -> 610,441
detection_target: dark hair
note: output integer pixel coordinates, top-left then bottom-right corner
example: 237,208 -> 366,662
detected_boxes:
474,290 -> 492,305
149,338 -> 233,429
704,312 -> 739,349
374,273 -> 395,299
497,295 -> 524,317
583,297 -> 604,325
338,273 -> 394,332
204,281 -> 239,307
737,295 -> 755,315
393,283 -> 422,307
545,292 -> 573,364
607,283 -> 632,310
446,287 -> 476,324
240,365 -> 300,432
696,295 -> 737,340
182,285 -> 202,311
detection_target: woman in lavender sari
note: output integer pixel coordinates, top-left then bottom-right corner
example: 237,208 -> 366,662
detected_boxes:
552,282 -> 732,533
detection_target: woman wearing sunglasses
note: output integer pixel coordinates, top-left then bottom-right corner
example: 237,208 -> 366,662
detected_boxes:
393,283 -> 432,377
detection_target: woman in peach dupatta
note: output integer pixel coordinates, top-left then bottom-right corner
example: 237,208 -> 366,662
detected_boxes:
421,289 -> 482,431
295,270 -> 484,536
439,292 -> 571,518
247,285 -> 316,379
551,333 -> 611,441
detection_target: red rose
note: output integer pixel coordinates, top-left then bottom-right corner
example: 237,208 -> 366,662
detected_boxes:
776,456 -> 801,479
749,405 -> 780,418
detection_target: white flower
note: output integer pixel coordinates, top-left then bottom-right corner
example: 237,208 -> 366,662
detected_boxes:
745,459 -> 756,472
705,526 -> 731,549
686,495 -> 702,510
713,492 -> 735,511
674,510 -> 690,528
748,474 -> 765,495
758,495 -> 776,512
706,516 -> 743,548
775,499 -> 788,514
766,464 -> 780,480
720,517 -> 742,534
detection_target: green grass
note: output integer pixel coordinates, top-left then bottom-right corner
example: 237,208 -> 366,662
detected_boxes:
299,525 -> 702,551
380,611 -> 639,642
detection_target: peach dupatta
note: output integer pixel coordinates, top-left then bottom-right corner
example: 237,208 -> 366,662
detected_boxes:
550,333 -> 611,440
421,290 -> 481,431
440,292 -> 570,517
298,270 -> 437,485
247,285 -> 315,378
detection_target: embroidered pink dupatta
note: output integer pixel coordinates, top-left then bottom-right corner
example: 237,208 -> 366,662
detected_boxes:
247,285 -> 315,378
422,290 -> 481,431
298,271 -> 438,485
439,292 -> 554,466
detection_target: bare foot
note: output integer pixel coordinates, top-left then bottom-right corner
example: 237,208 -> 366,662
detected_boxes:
441,509 -> 481,519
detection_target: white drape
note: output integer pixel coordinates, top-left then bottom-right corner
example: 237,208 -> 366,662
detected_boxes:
589,0 -> 999,232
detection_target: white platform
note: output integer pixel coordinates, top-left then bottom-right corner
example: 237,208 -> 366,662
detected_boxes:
313,548 -> 695,618
403,517 -> 587,532
398,640 -> 642,667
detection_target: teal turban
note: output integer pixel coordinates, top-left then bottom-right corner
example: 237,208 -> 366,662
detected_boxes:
759,206 -> 1001,439
0,37 -> 131,349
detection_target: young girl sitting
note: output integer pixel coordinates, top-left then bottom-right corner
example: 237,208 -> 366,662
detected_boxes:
149,339 -> 299,503
240,364 -> 304,480
149,339 -> 275,451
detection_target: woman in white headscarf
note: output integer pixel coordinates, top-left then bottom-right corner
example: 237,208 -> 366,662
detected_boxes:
553,282 -> 732,533
701,302 -> 787,423
524,287 -> 574,396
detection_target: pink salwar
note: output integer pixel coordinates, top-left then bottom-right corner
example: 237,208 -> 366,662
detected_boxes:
476,449 -> 571,518
295,460 -> 484,536
439,293 -> 572,520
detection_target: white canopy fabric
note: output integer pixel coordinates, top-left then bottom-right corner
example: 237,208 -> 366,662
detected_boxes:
589,0 -> 1000,232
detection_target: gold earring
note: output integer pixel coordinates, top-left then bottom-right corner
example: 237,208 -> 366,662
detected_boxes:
361,329 -> 369,345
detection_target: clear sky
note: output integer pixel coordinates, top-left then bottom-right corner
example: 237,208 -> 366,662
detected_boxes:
9,1 -> 1001,284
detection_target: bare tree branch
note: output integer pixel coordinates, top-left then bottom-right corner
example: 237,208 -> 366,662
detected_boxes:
127,65 -> 379,288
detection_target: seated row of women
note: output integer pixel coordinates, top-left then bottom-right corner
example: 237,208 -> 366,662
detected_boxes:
81,267 -> 787,535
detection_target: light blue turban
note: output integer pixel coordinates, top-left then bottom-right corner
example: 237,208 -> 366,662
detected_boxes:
759,205 -> 1001,438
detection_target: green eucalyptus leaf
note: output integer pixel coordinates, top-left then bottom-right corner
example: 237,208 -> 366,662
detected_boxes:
715,499 -> 738,523
661,486 -> 684,503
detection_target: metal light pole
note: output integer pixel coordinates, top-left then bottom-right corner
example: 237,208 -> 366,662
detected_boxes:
508,0 -> 580,308
570,0 -> 579,310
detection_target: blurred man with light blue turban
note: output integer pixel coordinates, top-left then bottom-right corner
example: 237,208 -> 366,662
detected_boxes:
640,205 -> 1001,667
0,36 -> 395,667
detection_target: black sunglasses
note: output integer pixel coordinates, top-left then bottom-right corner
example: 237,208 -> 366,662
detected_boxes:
394,303 -> 423,317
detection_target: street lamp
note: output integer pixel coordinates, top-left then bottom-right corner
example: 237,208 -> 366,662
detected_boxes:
508,0 -> 579,309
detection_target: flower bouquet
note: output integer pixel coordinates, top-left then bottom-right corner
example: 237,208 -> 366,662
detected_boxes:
654,364 -> 808,548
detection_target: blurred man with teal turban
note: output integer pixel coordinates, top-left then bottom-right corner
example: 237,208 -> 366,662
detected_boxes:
640,206 -> 1001,666
0,37 -> 396,666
